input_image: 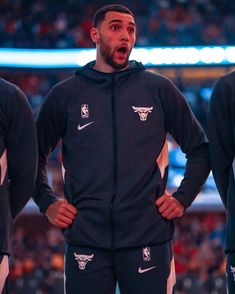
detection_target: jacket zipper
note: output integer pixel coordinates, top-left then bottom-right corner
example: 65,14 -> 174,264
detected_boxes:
110,73 -> 117,249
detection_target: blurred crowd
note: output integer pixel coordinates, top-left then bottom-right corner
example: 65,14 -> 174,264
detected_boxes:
1,0 -> 235,48
9,212 -> 226,294
9,216 -> 64,294
174,213 -> 226,294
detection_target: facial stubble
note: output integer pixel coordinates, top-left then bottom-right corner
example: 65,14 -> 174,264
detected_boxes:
99,38 -> 131,70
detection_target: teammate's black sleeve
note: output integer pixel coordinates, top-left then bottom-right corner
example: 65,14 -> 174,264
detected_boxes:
208,77 -> 235,207
3,82 -> 38,218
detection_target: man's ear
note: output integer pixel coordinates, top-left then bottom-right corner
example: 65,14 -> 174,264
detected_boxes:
90,27 -> 100,44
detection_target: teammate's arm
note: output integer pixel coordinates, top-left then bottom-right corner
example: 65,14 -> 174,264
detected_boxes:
7,86 -> 37,218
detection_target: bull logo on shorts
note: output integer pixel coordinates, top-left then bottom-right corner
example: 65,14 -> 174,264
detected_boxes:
74,253 -> 94,270
132,106 -> 153,121
230,265 -> 235,281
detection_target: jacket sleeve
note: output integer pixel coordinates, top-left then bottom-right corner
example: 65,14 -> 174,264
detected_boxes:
208,77 -> 235,207
33,86 -> 66,213
160,78 -> 210,209
6,85 -> 38,219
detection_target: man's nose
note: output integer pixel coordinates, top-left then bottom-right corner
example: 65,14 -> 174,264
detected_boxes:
120,30 -> 130,41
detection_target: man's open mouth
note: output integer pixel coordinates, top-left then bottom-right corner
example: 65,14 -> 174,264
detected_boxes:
117,46 -> 128,54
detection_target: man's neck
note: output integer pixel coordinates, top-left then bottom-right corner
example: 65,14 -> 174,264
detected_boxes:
93,59 -> 129,73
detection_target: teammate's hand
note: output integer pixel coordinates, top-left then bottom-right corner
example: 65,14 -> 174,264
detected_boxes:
45,199 -> 77,228
155,191 -> 184,220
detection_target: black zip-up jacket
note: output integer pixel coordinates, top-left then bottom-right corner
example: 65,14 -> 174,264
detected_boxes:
0,78 -> 37,255
35,61 -> 210,249
208,71 -> 235,253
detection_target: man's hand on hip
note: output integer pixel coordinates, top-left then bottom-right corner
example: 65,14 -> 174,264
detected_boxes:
156,191 -> 184,220
45,199 -> 77,228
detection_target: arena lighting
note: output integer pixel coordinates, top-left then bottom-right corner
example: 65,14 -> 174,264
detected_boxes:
0,46 -> 235,68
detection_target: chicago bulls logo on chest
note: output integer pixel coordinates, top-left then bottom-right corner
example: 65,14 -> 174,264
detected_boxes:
132,106 -> 153,121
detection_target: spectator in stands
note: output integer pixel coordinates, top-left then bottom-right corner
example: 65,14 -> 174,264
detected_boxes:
0,78 -> 37,293
208,70 -> 235,294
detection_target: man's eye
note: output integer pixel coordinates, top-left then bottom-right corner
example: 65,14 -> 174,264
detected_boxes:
128,27 -> 135,34
111,25 -> 120,31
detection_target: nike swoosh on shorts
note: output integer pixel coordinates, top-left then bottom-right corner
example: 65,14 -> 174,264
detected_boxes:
78,121 -> 94,131
138,266 -> 157,273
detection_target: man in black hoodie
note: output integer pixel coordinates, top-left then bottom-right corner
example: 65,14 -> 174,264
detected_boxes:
208,71 -> 235,294
34,4 -> 210,294
0,78 -> 37,293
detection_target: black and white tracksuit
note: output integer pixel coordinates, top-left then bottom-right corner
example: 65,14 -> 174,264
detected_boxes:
34,61 -> 210,250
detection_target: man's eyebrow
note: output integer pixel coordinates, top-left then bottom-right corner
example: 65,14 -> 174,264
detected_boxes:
108,19 -> 136,27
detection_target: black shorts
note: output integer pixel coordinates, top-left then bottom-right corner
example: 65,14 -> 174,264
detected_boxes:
65,241 -> 175,294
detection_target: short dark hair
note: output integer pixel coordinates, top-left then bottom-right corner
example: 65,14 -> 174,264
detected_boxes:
92,4 -> 134,27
